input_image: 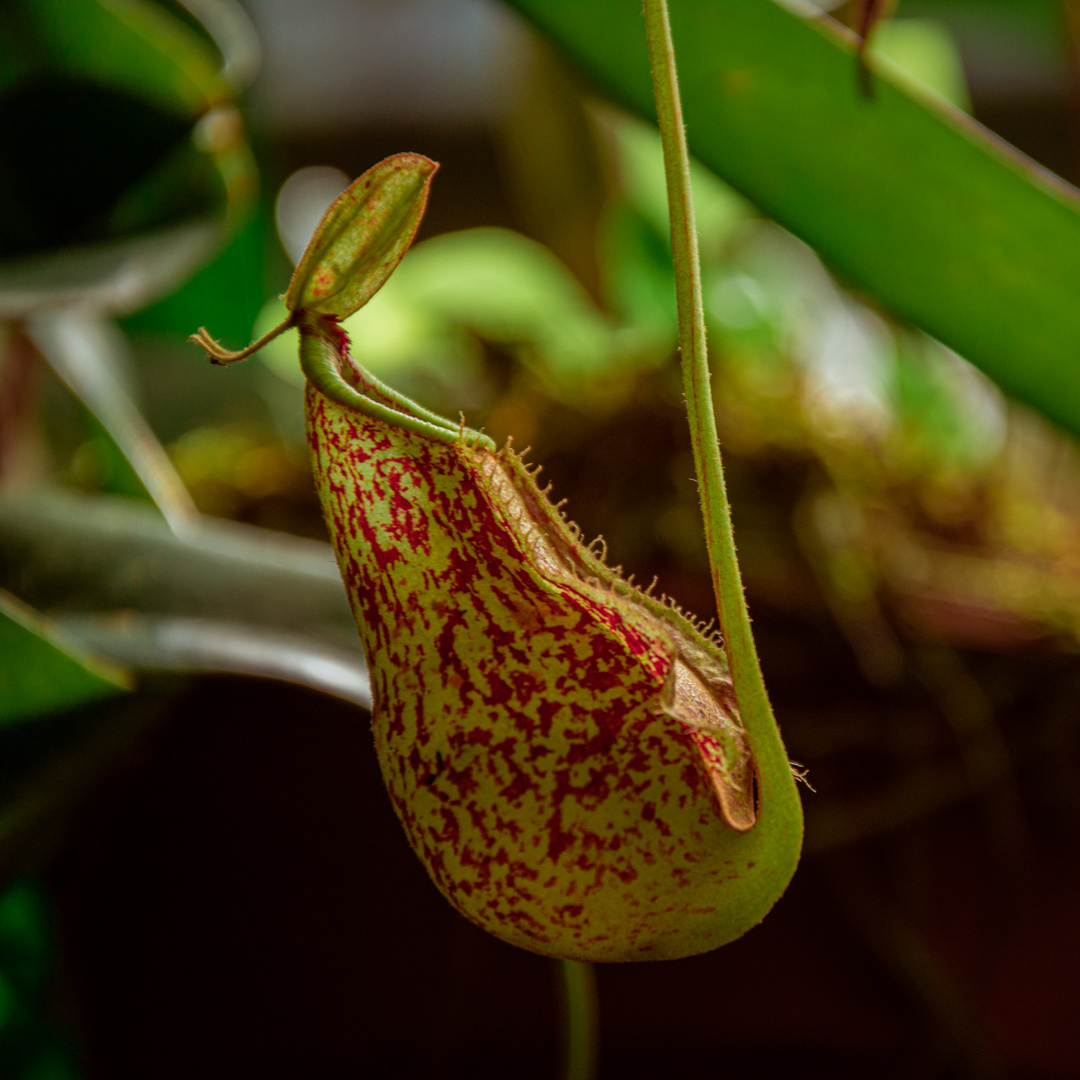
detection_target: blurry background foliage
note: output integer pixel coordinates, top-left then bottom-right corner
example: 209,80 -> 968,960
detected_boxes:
2,0 -> 1080,1077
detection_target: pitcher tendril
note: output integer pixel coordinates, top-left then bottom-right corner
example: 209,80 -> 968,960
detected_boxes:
643,0 -> 802,910
190,313 -> 297,365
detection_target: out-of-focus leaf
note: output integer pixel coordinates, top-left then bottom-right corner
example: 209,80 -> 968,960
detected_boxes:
177,0 -> 262,90
0,489 -> 370,704
26,309 -> 198,532
0,489 -> 358,653
0,0 -> 256,313
358,228 -> 618,378
505,0 -> 1080,438
13,0 -> 226,116
285,154 -> 438,319
121,184 -> 268,345
0,0 -> 229,258
598,201 -> 679,344
0,591 -> 129,727
0,76 -> 196,260
0,221 -> 219,320
0,881 -> 79,1080
600,104 -> 748,257
56,614 -> 370,707
0,491 -> 372,883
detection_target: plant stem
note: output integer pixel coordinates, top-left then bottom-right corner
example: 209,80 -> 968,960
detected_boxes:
642,0 -> 781,806
556,959 -> 599,1080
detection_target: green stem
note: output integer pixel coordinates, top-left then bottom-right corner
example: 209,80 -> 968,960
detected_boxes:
556,959 -> 599,1080
641,0 -> 782,810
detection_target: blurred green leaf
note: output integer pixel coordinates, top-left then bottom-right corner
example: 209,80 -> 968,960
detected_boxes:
0,0 -> 255,313
0,77 -> 196,259
598,201 -> 678,342
0,882 -> 78,1080
377,228 -> 618,378
600,105 -> 749,257
506,0 -> 1080,437
0,591 -> 129,727
9,0 -> 227,117
0,220 -> 220,319
0,0 -> 227,259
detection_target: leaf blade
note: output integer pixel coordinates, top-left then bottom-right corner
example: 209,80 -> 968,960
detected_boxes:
0,591 -> 129,726
504,0 -> 1080,437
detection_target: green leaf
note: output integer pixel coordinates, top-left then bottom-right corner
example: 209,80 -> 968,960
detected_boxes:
13,0 -> 227,118
0,220 -> 220,320
376,227 -> 615,379
504,0 -> 1080,438
0,592 -> 129,726
284,154 -> 438,319
0,0 -> 256,308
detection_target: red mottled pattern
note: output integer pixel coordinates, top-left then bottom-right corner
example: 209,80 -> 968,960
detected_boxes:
306,384 -> 759,962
